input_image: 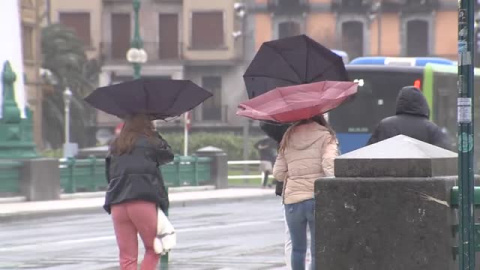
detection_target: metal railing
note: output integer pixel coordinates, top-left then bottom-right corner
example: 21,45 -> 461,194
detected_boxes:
60,155 -> 211,193
0,160 -> 22,194
228,160 -> 261,180
227,160 -> 274,185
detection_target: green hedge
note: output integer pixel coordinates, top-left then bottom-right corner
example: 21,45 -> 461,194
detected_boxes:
161,132 -> 261,160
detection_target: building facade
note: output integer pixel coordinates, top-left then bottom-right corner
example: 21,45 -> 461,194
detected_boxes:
98,0 -> 247,135
48,0 -> 106,143
49,0 -> 103,60
20,0 -> 46,147
248,0 -> 458,61
182,0 -> 246,128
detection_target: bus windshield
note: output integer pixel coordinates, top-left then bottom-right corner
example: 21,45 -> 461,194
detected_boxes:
330,66 -> 424,134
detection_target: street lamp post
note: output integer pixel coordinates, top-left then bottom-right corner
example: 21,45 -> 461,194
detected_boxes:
63,87 -> 75,158
127,0 -> 147,79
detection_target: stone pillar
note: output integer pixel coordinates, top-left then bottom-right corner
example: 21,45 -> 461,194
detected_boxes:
315,135 -> 458,270
195,146 -> 228,189
20,158 -> 60,201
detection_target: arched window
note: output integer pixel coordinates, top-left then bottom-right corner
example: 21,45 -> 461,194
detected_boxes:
406,20 -> 429,57
341,21 -> 364,60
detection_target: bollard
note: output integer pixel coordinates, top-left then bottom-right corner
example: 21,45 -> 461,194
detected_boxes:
315,135 -> 459,270
20,158 -> 60,201
195,146 -> 228,189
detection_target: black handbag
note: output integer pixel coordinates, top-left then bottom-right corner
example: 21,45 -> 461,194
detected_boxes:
275,180 -> 283,196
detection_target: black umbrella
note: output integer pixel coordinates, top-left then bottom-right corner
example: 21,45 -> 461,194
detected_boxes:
85,78 -> 212,120
243,34 -> 349,99
259,121 -> 290,144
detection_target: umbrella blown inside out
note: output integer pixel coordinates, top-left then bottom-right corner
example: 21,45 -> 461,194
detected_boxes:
237,81 -> 358,123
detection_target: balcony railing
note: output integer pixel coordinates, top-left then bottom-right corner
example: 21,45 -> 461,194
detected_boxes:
331,0 -> 373,12
183,36 -> 245,64
100,41 -> 184,63
268,0 -> 309,14
331,0 -> 438,13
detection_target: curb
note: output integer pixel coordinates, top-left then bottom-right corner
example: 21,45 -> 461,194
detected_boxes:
0,192 -> 277,222
0,185 -> 218,203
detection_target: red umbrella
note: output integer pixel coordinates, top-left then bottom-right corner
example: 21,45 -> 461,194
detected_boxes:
236,81 -> 357,123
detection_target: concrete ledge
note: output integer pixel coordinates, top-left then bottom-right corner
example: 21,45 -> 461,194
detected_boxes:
335,135 -> 457,178
0,197 -> 25,203
0,188 -> 274,222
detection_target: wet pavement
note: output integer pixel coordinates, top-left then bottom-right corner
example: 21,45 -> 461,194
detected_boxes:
0,196 -> 286,270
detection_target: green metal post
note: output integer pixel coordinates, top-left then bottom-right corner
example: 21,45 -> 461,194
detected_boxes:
90,156 -> 97,191
175,157 -> 181,187
193,156 -> 199,186
457,1 -> 476,269
159,187 -> 169,270
66,157 -> 76,193
131,0 -> 143,79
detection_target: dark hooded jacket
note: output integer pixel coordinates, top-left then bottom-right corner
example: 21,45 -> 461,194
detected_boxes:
254,137 -> 278,163
104,134 -> 174,214
367,86 -> 450,149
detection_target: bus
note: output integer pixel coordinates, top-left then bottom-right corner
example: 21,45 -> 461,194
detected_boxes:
349,56 -> 455,67
329,64 -> 480,164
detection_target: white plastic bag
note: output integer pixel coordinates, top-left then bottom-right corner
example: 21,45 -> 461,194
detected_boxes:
153,208 -> 176,255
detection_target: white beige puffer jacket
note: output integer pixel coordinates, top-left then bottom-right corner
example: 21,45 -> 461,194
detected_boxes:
273,122 -> 338,205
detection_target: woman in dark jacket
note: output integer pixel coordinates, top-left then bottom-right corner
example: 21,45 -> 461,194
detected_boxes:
105,114 -> 174,270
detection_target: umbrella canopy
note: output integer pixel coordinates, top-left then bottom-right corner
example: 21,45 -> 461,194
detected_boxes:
243,34 -> 348,99
85,78 -> 212,120
237,81 -> 357,123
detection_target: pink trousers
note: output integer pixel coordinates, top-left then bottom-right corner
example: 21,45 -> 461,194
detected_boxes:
111,200 -> 159,270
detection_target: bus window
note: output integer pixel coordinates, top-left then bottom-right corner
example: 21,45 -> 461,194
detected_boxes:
432,72 -> 457,134
330,70 -> 423,133
330,67 -> 424,153
432,71 -> 480,170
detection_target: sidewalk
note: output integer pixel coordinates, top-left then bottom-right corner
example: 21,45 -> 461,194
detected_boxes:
0,186 -> 276,221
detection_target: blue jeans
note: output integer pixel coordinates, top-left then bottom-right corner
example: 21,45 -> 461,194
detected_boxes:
285,199 -> 315,270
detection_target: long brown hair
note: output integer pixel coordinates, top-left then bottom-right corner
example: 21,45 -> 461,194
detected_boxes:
111,114 -> 158,155
278,114 -> 336,154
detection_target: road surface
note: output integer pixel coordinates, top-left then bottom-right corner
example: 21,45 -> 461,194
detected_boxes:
0,196 -> 287,270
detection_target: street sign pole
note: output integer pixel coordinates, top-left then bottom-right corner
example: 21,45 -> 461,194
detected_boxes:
458,1 -> 476,269
184,112 -> 190,156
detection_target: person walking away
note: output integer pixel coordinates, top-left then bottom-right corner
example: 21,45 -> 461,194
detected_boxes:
104,114 -> 174,270
254,136 -> 278,187
273,115 -> 339,270
367,86 -> 451,149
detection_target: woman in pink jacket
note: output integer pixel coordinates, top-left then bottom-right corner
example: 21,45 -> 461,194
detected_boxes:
273,114 -> 338,270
